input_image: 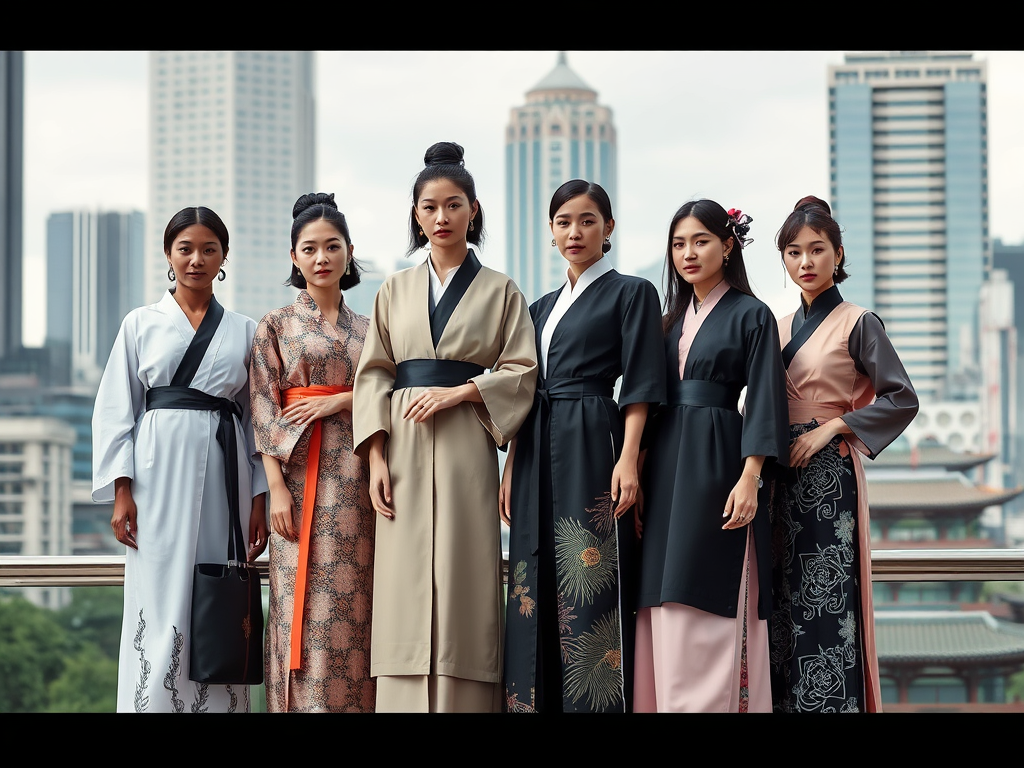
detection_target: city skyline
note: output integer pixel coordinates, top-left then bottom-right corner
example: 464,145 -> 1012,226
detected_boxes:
19,50 -> 1024,343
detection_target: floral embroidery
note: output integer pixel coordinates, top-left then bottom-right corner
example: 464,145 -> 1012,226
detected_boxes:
508,560 -> 535,618
586,491 -> 616,538
562,609 -> 623,711
192,683 -> 210,713
164,626 -> 185,713
557,592 -> 578,663
554,517 -> 617,606
133,610 -> 151,713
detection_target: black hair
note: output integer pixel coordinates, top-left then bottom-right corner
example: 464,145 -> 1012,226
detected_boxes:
407,141 -> 485,256
775,195 -> 849,284
286,192 -> 362,291
163,206 -> 229,260
662,199 -> 755,333
548,179 -> 614,254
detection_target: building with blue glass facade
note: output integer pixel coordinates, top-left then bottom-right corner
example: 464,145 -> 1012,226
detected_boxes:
829,51 -> 988,403
505,52 -> 617,302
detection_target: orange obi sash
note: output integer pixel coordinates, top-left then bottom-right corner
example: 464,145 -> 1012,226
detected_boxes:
282,384 -> 351,671
787,401 -> 845,426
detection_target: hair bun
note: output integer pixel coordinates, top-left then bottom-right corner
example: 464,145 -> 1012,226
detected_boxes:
293,192 -> 337,220
423,141 -> 465,168
794,195 -> 831,216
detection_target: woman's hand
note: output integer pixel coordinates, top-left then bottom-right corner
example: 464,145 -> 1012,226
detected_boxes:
282,392 -> 351,427
789,418 -> 848,468
268,484 -> 298,542
111,477 -> 138,550
722,473 -> 761,530
248,493 -> 269,561
610,455 -> 639,519
403,383 -> 480,423
368,432 -> 395,520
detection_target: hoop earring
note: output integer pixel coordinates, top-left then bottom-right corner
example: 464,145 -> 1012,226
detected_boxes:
218,268 -> 226,281
167,267 -> 175,282
551,238 -> 556,247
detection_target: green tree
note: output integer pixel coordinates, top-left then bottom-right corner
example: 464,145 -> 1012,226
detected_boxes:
0,596 -> 69,713
57,586 -> 124,659
46,642 -> 118,712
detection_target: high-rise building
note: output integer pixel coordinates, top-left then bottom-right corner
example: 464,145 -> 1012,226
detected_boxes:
829,51 -> 989,402
1,51 -> 23,359
147,51 -> 315,323
46,210 -> 145,387
505,52 -> 617,302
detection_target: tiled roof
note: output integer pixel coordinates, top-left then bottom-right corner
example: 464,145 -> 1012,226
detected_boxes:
868,445 -> 994,471
875,611 -> 1024,663
867,478 -> 1023,512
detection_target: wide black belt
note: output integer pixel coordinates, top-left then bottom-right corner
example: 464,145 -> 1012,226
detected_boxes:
146,386 -> 243,542
393,359 -> 486,391
524,377 -> 616,554
668,379 -> 739,410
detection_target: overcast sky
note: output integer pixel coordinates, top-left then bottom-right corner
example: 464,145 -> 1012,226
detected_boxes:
20,50 -> 1024,345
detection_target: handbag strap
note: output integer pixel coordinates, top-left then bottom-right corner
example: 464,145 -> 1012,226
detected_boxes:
170,295 -> 225,387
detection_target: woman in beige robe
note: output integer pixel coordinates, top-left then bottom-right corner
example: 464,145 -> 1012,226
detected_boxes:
353,142 -> 538,712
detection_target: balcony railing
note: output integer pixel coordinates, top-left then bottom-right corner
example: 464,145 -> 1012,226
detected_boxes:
2,548 -> 1024,587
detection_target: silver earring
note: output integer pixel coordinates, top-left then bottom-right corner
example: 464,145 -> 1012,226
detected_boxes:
167,267 -> 175,281
218,268 -> 226,281
469,220 -> 475,232
345,261 -> 351,276
551,238 -> 556,247
834,262 -> 839,276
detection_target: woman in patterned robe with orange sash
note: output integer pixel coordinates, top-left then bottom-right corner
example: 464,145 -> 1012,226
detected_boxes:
250,193 -> 375,712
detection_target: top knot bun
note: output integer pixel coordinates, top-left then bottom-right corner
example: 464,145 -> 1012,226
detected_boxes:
794,195 -> 831,216
293,192 -> 337,219
424,141 -> 466,168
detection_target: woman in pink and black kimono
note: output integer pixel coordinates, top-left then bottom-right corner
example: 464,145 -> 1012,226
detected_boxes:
770,196 -> 918,713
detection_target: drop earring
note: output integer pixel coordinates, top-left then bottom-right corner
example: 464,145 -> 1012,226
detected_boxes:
167,267 -> 175,281
218,268 -> 226,281
551,238 -> 556,247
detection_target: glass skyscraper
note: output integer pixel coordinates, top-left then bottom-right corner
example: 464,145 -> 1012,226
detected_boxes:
505,52 -> 617,303
147,51 -> 315,323
829,51 -> 989,403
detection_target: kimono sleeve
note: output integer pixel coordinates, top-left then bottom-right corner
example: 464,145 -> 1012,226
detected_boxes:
352,279 -> 397,460
740,305 -> 790,466
841,311 -> 920,459
469,280 -> 539,447
617,278 -> 667,408
249,313 -> 308,468
92,312 -> 145,503
239,318 -> 269,497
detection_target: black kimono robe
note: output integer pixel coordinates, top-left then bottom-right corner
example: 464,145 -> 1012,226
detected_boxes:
503,269 -> 665,713
638,287 -> 789,622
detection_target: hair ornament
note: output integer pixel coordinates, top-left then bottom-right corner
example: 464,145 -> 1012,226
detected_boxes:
726,208 -> 754,248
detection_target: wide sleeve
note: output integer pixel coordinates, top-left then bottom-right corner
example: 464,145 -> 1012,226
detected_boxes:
248,314 -> 308,468
352,279 -> 397,460
469,280 -> 539,447
841,311 -> 920,459
239,318 -> 269,497
741,306 -> 790,467
617,278 -> 667,408
92,313 -> 145,503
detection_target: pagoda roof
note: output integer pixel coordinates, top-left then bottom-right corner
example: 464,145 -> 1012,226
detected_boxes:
527,51 -> 596,95
867,477 -> 1023,512
868,443 -> 994,471
875,611 -> 1024,664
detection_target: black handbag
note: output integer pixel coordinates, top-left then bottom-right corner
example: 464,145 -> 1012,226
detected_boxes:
150,297 -> 264,686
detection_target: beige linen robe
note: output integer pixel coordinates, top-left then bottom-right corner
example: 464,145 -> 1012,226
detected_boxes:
353,256 -> 538,692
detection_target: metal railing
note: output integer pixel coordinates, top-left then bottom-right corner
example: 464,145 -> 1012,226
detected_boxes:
2,548 -> 1023,588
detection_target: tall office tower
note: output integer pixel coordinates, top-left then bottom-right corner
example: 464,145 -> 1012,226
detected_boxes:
829,51 -> 989,402
147,51 -> 315,322
46,210 -> 145,387
0,51 -> 23,359
505,52 -> 617,302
